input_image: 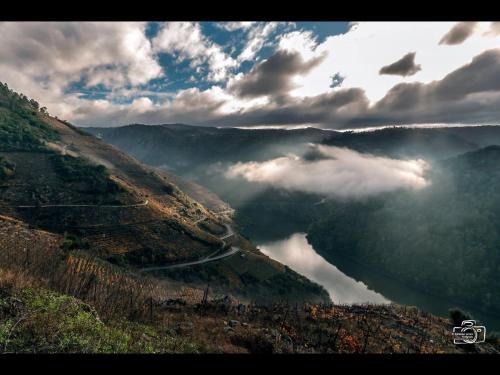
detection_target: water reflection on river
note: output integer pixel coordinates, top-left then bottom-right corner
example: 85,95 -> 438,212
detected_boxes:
257,233 -> 389,305
256,231 -> 500,331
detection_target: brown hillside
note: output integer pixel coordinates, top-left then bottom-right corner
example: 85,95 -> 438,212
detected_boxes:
0,85 -> 328,303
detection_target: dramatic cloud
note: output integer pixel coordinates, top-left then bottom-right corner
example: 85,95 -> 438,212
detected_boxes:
225,144 -> 429,198
74,48 -> 500,129
287,22 -> 499,103
228,50 -> 326,99
379,52 -> 421,77
224,48 -> 500,128
3,22 -> 500,129
439,22 -> 478,45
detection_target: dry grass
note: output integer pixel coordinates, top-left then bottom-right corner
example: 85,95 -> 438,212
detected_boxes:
0,217 -> 204,322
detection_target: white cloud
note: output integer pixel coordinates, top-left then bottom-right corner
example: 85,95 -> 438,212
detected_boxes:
0,22 -> 162,120
225,144 -> 429,198
278,30 -> 319,60
0,22 -> 162,89
237,22 -> 282,62
152,22 -> 236,82
129,97 -> 155,113
216,22 -> 256,32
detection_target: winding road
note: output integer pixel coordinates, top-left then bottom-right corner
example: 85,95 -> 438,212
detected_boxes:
139,246 -> 241,272
11,174 -> 238,271
139,223 -> 240,272
15,200 -> 149,209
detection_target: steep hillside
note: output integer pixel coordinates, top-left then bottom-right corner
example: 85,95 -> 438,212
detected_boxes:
84,124 -> 335,229
0,82 -> 328,304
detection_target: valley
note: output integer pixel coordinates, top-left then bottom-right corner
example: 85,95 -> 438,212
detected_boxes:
88,122 -> 500,334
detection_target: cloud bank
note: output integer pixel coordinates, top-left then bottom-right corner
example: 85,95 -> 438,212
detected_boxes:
225,145 -> 429,198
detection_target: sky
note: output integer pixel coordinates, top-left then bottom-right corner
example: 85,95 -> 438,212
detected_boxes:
1,21 -> 500,129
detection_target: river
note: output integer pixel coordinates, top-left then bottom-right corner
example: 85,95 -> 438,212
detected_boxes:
253,230 -> 500,332
258,232 -> 388,304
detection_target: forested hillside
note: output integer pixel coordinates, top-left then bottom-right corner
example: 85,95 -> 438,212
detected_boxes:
308,146 -> 500,313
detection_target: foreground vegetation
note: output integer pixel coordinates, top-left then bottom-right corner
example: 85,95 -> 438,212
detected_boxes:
1,267 -> 498,353
0,271 -> 206,353
1,217 -> 498,353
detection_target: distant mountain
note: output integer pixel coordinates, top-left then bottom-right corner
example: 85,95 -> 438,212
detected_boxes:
322,126 -> 480,160
440,126 -> 500,148
85,124 -> 333,172
444,144 -> 500,170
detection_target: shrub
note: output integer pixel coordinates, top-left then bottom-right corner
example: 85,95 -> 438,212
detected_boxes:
50,154 -> 122,198
0,82 -> 59,152
0,287 -> 130,353
0,157 -> 15,182
449,308 -> 472,327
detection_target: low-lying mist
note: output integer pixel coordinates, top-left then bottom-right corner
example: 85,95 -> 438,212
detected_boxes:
225,144 -> 430,198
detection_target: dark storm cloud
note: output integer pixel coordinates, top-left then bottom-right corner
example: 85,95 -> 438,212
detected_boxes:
439,22 -> 478,45
379,52 -> 421,77
228,50 -> 326,99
